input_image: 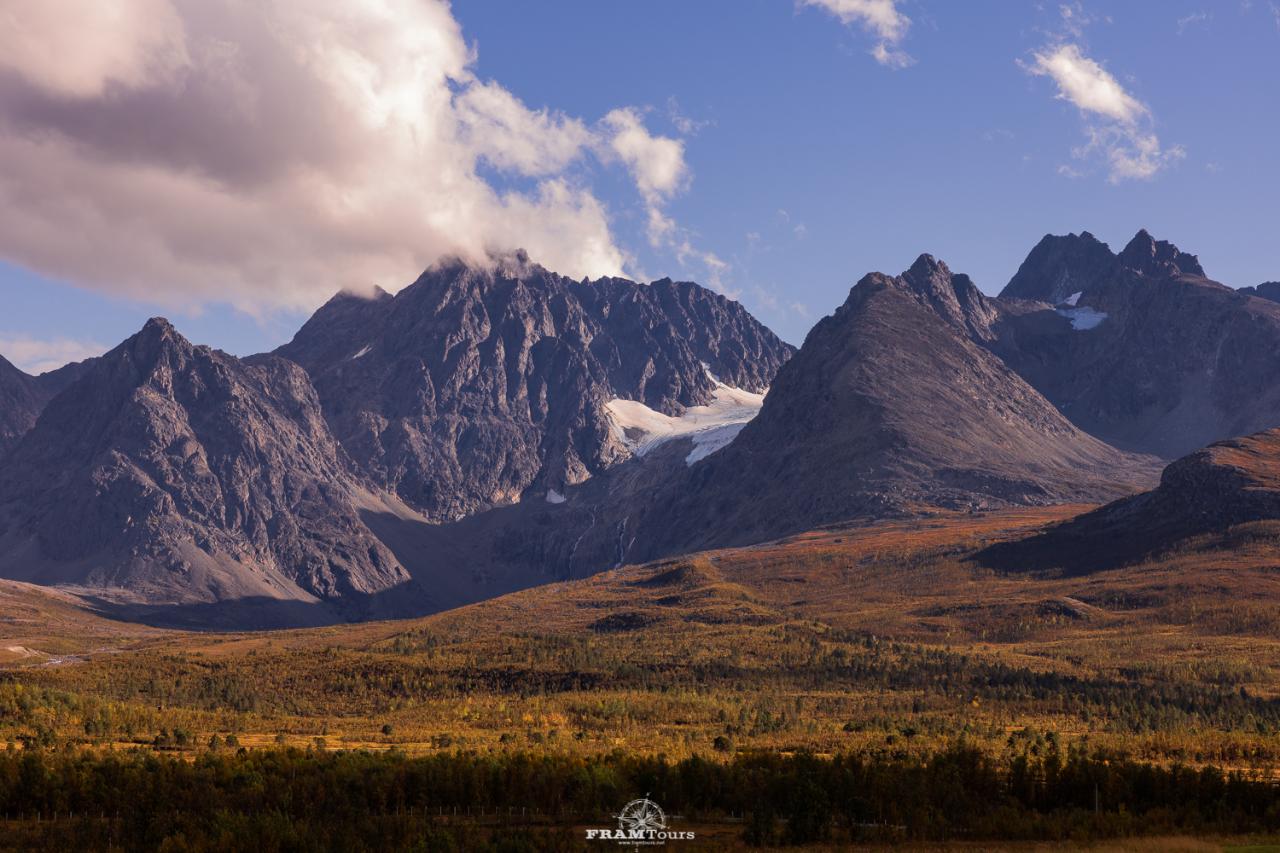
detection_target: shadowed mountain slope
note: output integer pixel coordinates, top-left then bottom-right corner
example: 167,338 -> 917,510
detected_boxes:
0,355 -> 93,456
992,230 -> 1280,458
625,255 -> 1158,559
0,319 -> 416,623
979,427 -> 1280,574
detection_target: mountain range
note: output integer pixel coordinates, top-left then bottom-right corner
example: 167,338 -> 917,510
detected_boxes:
2,230 -> 1278,627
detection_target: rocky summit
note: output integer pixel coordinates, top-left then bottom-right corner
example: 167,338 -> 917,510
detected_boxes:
991,230 -> 1280,458
625,254 -> 1159,559
2,234 -> 1280,629
0,318 -> 414,625
275,253 -> 793,522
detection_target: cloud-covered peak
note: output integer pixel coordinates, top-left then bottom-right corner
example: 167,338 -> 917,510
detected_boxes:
0,0 -> 709,315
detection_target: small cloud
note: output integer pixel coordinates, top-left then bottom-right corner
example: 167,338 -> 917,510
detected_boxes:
799,0 -> 914,67
1176,11 -> 1210,33
0,335 -> 107,374
1029,43 -> 1146,123
1206,161 -> 1223,173
793,222 -> 809,239
666,97 -> 711,136
1027,43 -> 1182,183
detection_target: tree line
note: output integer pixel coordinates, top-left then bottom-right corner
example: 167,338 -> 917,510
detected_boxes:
1,742 -> 1279,850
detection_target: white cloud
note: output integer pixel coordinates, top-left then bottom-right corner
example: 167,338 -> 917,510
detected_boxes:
1030,44 -> 1145,124
0,0 -> 703,315
800,0 -> 913,67
602,108 -> 688,205
0,0 -> 190,98
0,336 -> 107,375
1027,43 -> 1182,182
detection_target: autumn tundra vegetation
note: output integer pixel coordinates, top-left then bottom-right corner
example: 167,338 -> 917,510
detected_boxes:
4,509 -> 1280,849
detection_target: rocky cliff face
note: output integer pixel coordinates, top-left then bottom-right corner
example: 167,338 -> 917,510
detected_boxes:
991,230 -> 1280,458
1001,231 -> 1120,305
624,255 -> 1159,558
275,254 -> 793,521
0,319 -> 411,616
1239,282 -> 1280,303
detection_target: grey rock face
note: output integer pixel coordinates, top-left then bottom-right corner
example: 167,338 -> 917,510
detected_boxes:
991,230 -> 1280,458
1001,231 -> 1120,305
625,255 -> 1159,559
275,254 -> 793,521
0,319 -> 410,609
0,355 -> 42,456
0,355 -> 92,456
1239,282 -> 1280,303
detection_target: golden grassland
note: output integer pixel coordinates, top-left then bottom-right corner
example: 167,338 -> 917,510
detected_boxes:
3,505 -> 1280,776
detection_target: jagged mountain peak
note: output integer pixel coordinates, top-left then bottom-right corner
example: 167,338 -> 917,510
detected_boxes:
1000,230 -> 1117,303
275,259 -> 793,520
627,252 -> 1157,558
881,255 -> 997,340
1117,229 -> 1206,278
1240,281 -> 1280,303
0,318 -> 412,620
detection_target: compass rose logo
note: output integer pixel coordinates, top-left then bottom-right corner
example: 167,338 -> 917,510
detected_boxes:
616,797 -> 667,835
584,796 -> 694,845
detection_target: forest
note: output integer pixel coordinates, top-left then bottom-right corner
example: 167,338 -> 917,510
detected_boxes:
2,743 -> 1280,850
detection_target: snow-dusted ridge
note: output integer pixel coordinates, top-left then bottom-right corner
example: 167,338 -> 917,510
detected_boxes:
605,377 -> 765,467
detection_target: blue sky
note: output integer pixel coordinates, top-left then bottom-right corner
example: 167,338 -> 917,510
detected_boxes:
1,1 -> 1277,372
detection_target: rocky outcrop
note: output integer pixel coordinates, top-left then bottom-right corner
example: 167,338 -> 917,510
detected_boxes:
1239,282 -> 1280,303
275,253 -> 793,521
0,319 -> 411,614
1001,231 -> 1119,305
1115,229 -> 1205,278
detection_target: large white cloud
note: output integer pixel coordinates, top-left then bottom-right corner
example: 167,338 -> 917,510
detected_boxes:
0,0 -> 701,313
1028,43 -> 1183,183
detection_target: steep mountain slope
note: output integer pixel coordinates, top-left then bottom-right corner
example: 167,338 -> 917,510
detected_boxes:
0,355 -> 42,456
0,319 -> 414,624
992,230 -> 1280,458
275,253 -> 793,521
626,255 -> 1158,557
0,355 -> 90,456
980,428 -> 1280,575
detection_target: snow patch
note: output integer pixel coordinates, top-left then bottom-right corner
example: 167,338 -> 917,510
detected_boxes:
545,489 -> 566,505
684,422 -> 749,465
1063,291 -> 1083,307
605,382 -> 765,466
351,345 -> 372,359
1055,306 -> 1108,330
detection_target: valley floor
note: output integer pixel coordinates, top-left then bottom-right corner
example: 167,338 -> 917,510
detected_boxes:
4,506 -> 1280,848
